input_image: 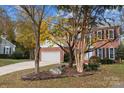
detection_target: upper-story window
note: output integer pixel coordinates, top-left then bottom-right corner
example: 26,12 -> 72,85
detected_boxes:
108,29 -> 114,39
97,30 -> 102,40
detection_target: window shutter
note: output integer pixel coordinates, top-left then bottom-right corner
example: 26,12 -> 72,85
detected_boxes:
106,48 -> 109,59
95,49 -> 97,56
3,47 -> 5,54
106,30 -> 108,39
115,48 -> 117,59
114,29 -> 117,39
10,48 -> 11,54
103,48 -> 105,59
102,30 -> 104,39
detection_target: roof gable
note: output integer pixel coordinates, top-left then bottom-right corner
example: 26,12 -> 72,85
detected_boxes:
0,37 -> 16,47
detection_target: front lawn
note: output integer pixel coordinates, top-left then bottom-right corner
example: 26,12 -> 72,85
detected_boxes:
0,63 -> 124,88
0,59 -> 29,67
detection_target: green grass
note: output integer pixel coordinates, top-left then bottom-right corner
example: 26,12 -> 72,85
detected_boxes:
0,59 -> 29,67
0,63 -> 124,88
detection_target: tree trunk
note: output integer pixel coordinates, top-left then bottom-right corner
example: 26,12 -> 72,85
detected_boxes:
75,6 -> 90,73
74,49 -> 83,73
68,48 -> 75,68
34,34 -> 40,74
35,46 -> 40,74
74,35 -> 86,73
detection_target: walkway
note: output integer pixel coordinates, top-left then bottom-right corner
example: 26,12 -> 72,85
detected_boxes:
0,61 -> 58,76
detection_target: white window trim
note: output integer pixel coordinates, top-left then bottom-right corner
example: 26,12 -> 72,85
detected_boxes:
108,48 -> 115,60
108,29 -> 114,39
97,30 -> 103,40
4,46 -> 10,55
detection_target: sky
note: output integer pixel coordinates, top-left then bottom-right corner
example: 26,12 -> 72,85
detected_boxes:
0,5 -> 58,21
0,5 -> 123,26
0,5 -> 18,21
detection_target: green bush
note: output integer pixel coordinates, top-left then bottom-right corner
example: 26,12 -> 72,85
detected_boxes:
11,48 -> 28,59
11,51 -> 24,59
100,58 -> 115,64
64,53 -> 70,62
89,56 -> 101,64
84,63 -> 100,71
0,54 -> 11,58
83,56 -> 101,71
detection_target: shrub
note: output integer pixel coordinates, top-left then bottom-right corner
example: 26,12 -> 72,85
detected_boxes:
84,63 -> 100,71
0,54 -> 11,58
83,63 -> 100,71
11,48 -> 29,59
100,58 -> 115,64
89,56 -> 101,64
64,53 -> 70,62
89,63 -> 100,70
83,63 -> 91,71
11,51 -> 24,59
83,56 -> 101,71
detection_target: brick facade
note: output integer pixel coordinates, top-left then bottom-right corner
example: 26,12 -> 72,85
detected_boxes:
92,26 -> 120,60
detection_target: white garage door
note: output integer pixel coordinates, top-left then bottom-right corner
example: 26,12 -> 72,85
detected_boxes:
41,51 -> 60,63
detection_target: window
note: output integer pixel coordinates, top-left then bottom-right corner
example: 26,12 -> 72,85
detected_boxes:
108,29 -> 114,39
109,48 -> 115,59
3,47 -> 5,54
10,48 -> 11,54
97,48 -> 103,59
4,46 -> 10,55
97,30 -> 102,40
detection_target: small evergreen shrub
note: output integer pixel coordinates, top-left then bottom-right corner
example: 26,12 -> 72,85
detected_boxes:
0,54 -> 11,58
11,51 -> 24,59
89,56 -> 101,64
100,58 -> 115,64
84,56 -> 101,71
11,48 -> 29,59
84,63 -> 100,71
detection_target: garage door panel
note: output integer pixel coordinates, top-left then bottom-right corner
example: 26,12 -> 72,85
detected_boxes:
41,51 -> 60,63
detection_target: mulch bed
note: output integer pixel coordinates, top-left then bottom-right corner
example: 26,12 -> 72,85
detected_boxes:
21,67 -> 94,81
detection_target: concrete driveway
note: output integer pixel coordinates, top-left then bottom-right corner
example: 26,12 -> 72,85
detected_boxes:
0,61 -> 59,76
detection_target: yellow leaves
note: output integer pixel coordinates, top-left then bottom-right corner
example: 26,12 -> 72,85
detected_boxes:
40,20 -> 51,44
16,28 -> 35,49
16,19 -> 51,49
16,21 -> 35,49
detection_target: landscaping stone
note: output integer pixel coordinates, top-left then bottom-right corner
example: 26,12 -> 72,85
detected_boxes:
49,67 -> 62,75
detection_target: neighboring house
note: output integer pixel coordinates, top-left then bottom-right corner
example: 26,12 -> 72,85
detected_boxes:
40,26 -> 121,63
0,36 -> 16,55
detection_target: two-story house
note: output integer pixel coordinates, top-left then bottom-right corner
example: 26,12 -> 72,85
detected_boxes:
91,26 -> 120,60
39,26 -> 120,63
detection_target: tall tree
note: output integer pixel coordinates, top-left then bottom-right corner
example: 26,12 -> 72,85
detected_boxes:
16,19 -> 50,59
57,5 -> 122,72
15,20 -> 35,59
18,5 -> 51,74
